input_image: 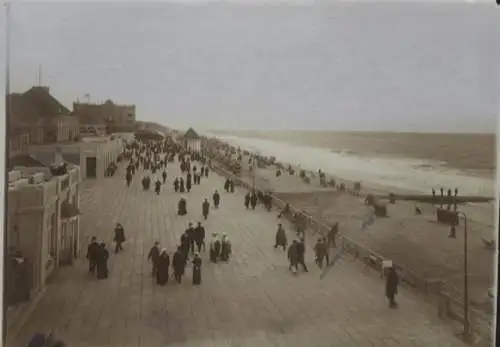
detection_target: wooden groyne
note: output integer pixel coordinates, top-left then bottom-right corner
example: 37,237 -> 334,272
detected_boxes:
377,194 -> 494,204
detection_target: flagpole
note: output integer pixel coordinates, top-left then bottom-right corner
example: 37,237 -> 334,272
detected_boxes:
3,3 -> 12,344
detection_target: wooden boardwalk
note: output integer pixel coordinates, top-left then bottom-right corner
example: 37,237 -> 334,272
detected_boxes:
8,160 -> 468,347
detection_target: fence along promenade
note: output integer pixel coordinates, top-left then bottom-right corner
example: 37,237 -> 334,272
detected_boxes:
206,150 -> 492,346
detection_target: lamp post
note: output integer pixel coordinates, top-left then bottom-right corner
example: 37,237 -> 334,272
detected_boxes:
456,211 -> 471,341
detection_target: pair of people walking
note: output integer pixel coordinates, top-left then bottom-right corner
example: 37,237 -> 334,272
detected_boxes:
86,236 -> 110,280
209,233 -> 232,263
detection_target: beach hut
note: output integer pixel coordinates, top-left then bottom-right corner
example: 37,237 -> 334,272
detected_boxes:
182,127 -> 201,152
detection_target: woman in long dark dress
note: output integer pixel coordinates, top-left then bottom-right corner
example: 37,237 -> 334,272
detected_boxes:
179,178 -> 185,193
192,253 -> 202,285
174,177 -> 179,192
97,243 -> 109,279
386,266 -> 399,308
156,250 -> 170,286
178,197 -> 187,216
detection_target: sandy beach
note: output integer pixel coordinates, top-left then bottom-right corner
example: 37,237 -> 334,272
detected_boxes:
209,141 -> 495,316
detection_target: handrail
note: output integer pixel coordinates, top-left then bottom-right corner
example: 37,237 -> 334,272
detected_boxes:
209,155 -> 491,342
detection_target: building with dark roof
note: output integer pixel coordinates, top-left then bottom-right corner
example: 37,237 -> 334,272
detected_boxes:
8,86 -> 80,146
73,99 -> 136,133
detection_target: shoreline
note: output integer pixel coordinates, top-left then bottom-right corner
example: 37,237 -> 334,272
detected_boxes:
208,135 -> 494,205
208,131 -> 495,180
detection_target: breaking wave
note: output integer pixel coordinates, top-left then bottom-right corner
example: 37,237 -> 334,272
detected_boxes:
209,134 -> 494,197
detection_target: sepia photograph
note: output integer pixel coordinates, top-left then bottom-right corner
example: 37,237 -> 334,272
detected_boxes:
2,0 -> 498,346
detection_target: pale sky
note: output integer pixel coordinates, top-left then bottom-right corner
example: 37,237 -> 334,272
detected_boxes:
1,1 -> 498,132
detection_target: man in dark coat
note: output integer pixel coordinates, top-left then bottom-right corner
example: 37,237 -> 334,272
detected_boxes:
187,172 -> 192,187
224,179 -> 230,192
288,240 -> 299,273
202,198 -> 210,220
296,238 -> 308,272
186,176 -> 192,192
194,222 -> 206,252
173,246 -> 186,283
126,171 -> 132,187
156,250 -> 170,286
250,192 -> 257,210
274,224 -> 287,251
174,177 -> 179,192
186,222 -> 196,255
229,179 -> 235,193
162,170 -> 167,183
147,241 -> 161,277
327,222 -> 339,248
113,223 -> 126,253
244,193 -> 250,209
155,179 -> 162,195
212,190 -> 220,209
192,253 -> 202,285
87,236 -> 100,275
204,166 -> 209,177
386,266 -> 399,308
314,238 -> 329,269
180,231 -> 190,259
97,243 -> 109,279
142,176 -> 151,190
210,233 -> 221,263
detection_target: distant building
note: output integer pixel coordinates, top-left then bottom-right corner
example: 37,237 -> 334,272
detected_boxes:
73,99 -> 136,134
8,86 -> 80,147
6,165 -> 81,308
134,129 -> 165,143
9,135 -> 124,180
181,127 -> 201,152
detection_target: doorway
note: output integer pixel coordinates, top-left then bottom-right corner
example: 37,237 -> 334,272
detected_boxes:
86,157 -> 97,178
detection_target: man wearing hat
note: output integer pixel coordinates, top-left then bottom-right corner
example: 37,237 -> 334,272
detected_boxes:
147,241 -> 161,277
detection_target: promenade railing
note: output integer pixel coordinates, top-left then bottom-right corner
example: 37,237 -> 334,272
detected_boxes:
209,159 -> 492,345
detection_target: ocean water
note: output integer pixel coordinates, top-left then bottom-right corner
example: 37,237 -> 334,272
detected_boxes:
210,133 -> 494,197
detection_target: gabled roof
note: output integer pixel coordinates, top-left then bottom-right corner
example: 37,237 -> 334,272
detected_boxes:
9,86 -> 70,125
183,127 -> 199,139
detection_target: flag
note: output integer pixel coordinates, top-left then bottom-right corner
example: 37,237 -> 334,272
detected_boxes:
320,247 -> 345,279
360,212 -> 376,231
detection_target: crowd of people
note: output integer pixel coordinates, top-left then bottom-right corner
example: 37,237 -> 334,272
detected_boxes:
92,137 -> 401,308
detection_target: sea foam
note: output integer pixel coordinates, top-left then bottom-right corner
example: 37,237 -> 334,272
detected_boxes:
210,134 -> 494,197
